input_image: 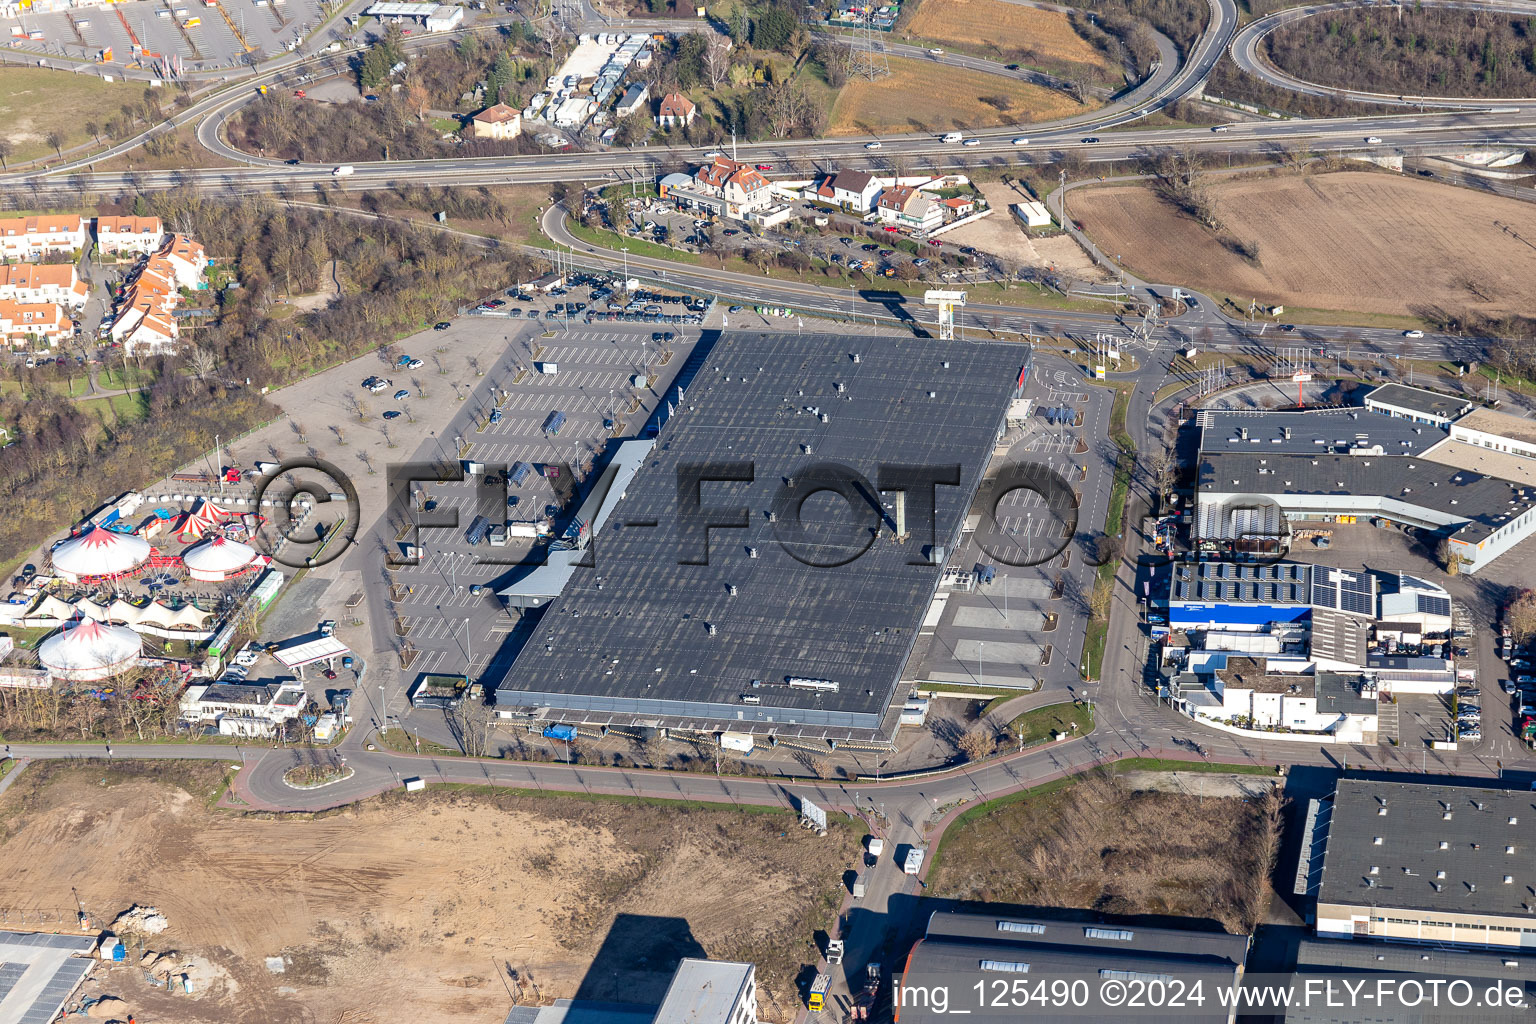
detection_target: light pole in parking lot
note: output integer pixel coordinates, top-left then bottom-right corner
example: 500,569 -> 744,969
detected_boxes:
464,617 -> 472,675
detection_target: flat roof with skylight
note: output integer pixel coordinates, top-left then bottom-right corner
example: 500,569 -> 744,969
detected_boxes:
491,331 -> 1024,738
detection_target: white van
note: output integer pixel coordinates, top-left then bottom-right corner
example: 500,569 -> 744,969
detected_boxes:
332,164 -> 354,176
942,131 -> 963,144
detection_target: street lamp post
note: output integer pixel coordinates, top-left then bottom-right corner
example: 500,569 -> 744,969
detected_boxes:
978,641 -> 984,688
379,684 -> 387,736
464,617 -> 472,675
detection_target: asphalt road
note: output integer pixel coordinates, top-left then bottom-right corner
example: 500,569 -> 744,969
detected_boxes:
1230,0 -> 1536,109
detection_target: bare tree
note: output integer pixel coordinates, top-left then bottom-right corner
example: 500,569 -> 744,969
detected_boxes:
1505,589 -> 1536,641
958,727 -> 996,762
703,36 -> 732,90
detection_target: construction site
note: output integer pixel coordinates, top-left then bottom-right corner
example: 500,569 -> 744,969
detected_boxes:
0,760 -> 857,1024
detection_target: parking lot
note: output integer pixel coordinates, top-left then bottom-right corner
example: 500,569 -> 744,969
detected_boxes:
383,322 -> 704,697
11,0 -> 332,73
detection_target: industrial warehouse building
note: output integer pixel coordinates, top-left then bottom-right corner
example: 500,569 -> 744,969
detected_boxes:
492,331 -> 1026,742
1194,390 -> 1536,572
1299,780 -> 1536,950
1284,937 -> 1536,1023
899,911 -> 1250,1024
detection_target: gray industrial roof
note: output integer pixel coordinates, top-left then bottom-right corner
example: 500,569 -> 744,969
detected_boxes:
1285,937 -> 1536,1023
1310,610 -> 1369,667
1197,407 -> 1443,456
903,911 -> 1248,1024
1366,383 -> 1473,422
0,932 -> 95,1024
1199,451 -> 1536,544
492,332 -> 1023,733
1314,672 -> 1375,717
1318,780 -> 1536,917
653,959 -> 753,1024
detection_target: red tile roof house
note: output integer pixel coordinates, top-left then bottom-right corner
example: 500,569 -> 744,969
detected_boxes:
939,196 -> 976,219
656,92 -> 697,128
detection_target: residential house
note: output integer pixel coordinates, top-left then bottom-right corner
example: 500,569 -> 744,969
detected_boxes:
0,264 -> 88,308
0,300 -> 67,347
666,157 -> 776,222
875,185 -> 942,233
938,195 -> 975,220
94,215 -> 164,257
471,102 -> 522,140
108,234 -> 208,356
0,214 -> 87,262
694,156 -> 774,220
616,82 -> 650,119
827,169 -> 880,212
161,234 -> 208,289
656,92 -> 696,128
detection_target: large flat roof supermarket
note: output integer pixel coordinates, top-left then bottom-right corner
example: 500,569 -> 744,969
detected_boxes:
492,331 -> 1026,740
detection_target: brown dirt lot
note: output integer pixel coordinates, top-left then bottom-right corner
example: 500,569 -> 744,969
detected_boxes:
830,56 -> 1091,135
930,772 -> 1276,932
1069,171 -> 1536,318
905,0 -> 1113,73
0,761 -> 856,1024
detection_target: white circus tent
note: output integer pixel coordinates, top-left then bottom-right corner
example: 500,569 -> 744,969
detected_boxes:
39,617 -> 142,682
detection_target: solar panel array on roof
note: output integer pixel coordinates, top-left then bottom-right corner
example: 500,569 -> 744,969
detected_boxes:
1339,572 -> 1374,616
1310,566 -> 1338,610
0,963 -> 24,1004
1418,594 -> 1452,618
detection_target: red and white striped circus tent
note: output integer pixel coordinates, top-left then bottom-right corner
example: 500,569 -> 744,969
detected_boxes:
178,498 -> 236,541
181,536 -> 268,582
39,617 -> 143,682
50,527 -> 153,583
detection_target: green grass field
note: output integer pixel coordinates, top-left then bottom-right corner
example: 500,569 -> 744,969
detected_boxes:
0,68 -> 144,164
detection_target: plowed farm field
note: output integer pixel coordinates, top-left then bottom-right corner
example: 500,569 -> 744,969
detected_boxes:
0,761 -> 856,1024
905,0 -> 1114,73
830,56 -> 1091,135
1069,171 -> 1536,318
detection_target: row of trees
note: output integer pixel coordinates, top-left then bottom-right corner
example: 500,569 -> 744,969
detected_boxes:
1264,8 -> 1536,98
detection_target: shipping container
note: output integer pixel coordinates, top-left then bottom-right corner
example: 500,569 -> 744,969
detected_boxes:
403,777 -> 426,792
720,731 -> 754,753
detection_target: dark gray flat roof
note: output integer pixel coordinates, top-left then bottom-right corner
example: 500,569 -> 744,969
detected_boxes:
1318,780 -> 1536,917
1366,383 -> 1473,421
1200,451 -> 1536,544
1286,937 -> 1536,1023
902,911 -> 1248,1024
1198,407 -> 1443,456
492,332 -> 1024,732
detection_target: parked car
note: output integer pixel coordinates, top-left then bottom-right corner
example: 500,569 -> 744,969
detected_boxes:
1404,329 -> 1424,338
1503,679 -> 1517,694
382,410 -> 402,420
393,389 -> 411,401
